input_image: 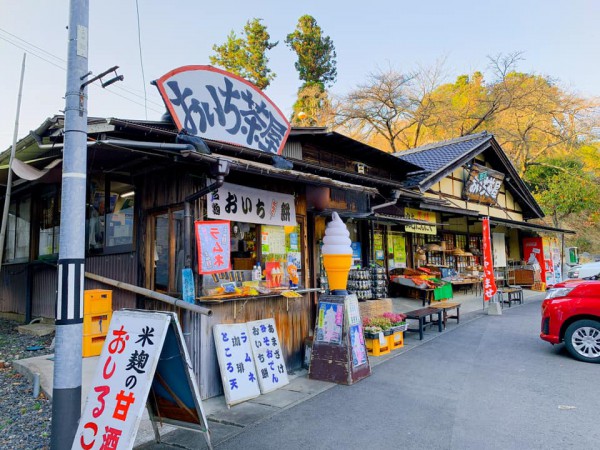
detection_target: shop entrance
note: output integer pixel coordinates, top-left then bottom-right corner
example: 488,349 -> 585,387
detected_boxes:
149,208 -> 184,295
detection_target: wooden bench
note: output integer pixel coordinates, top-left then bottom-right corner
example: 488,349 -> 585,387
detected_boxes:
404,307 -> 443,340
429,301 -> 461,328
501,287 -> 523,307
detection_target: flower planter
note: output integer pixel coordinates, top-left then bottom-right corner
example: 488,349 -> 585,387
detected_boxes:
391,322 -> 408,333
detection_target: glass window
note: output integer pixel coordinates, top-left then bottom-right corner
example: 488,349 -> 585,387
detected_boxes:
87,177 -> 135,252
152,209 -> 184,294
3,196 -> 31,263
39,190 -> 60,257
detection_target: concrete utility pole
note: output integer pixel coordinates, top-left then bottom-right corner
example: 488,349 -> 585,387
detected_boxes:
51,1 -> 89,448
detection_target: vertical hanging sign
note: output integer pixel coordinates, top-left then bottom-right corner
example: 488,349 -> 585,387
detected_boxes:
482,217 -> 497,302
195,220 -> 231,274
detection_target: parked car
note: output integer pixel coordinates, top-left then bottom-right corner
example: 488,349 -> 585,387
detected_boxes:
540,280 -> 600,363
566,261 -> 600,279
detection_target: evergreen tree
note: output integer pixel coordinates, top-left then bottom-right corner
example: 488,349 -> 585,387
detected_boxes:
285,15 -> 337,88
210,18 -> 278,90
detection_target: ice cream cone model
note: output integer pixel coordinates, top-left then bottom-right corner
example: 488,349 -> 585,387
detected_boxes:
322,212 -> 353,293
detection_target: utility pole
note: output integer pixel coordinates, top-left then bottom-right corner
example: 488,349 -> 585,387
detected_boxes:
51,0 -> 89,448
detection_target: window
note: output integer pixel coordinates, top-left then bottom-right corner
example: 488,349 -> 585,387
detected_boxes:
151,209 -> 184,294
87,177 -> 135,253
3,196 -> 31,263
38,189 -> 60,258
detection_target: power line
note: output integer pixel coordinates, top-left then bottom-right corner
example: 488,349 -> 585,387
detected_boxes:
0,28 -> 166,113
135,0 -> 149,119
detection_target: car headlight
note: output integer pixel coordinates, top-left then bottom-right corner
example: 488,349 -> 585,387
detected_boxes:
544,287 -> 574,299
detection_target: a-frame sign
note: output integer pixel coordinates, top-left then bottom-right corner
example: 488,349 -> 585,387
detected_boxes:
72,310 -> 211,450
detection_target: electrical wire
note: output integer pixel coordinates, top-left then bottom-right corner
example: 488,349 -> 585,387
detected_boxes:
0,27 -> 165,113
135,0 -> 148,119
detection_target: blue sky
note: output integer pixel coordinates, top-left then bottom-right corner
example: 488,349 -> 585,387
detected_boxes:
1,0 -> 598,145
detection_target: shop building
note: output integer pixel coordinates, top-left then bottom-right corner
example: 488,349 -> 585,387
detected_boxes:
0,115 -> 419,398
388,132 -> 573,286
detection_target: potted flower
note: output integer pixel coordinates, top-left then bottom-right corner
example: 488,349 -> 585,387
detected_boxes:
363,325 -> 383,339
368,316 -> 393,336
382,312 -> 408,332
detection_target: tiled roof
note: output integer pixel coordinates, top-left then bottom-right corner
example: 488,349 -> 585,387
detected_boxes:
393,132 -> 491,173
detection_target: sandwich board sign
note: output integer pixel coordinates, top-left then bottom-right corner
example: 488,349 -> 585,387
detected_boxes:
246,318 -> 289,394
213,323 -> 261,406
72,310 -> 211,450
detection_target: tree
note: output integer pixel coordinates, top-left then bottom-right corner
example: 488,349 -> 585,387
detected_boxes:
335,63 -> 445,152
285,15 -> 337,88
524,155 -> 600,228
210,18 -> 278,90
423,53 -> 598,175
291,83 -> 335,127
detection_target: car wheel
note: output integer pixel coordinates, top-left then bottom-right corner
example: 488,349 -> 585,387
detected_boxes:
564,320 -> 600,363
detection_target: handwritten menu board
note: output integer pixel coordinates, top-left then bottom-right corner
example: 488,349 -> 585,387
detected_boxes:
315,302 -> 343,345
262,225 -> 286,255
247,319 -> 289,394
213,324 -> 261,406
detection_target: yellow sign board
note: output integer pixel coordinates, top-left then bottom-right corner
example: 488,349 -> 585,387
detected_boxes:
404,208 -> 437,235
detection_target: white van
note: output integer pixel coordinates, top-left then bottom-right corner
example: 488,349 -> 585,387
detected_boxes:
567,261 -> 600,279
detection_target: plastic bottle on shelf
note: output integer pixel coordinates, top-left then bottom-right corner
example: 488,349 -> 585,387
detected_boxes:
253,263 -> 262,281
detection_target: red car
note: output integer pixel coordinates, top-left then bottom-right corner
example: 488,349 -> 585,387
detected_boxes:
540,279 -> 600,363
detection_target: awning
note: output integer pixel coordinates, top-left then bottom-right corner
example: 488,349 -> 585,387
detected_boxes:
180,150 -> 379,196
483,216 -> 575,235
370,213 -> 444,226
418,202 -> 480,217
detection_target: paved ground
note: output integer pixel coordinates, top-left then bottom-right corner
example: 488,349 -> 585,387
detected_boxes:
186,294 -> 599,450
15,289 -> 560,449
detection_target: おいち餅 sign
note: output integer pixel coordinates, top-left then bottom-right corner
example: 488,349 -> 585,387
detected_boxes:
154,65 -> 291,154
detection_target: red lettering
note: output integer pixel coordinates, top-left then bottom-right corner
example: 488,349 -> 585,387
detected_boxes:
80,421 -> 98,450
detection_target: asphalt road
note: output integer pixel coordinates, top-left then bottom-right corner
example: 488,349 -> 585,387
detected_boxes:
150,298 -> 600,449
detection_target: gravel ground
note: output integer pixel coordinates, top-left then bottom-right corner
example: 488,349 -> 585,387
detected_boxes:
0,318 -> 54,450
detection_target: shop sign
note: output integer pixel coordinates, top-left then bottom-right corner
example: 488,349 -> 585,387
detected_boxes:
154,65 -> 290,154
247,318 -> 289,394
213,323 -> 261,406
404,208 -> 437,235
195,220 -> 231,274
73,311 -> 210,449
208,182 -> 296,227
463,163 -> 505,204
482,217 -> 498,302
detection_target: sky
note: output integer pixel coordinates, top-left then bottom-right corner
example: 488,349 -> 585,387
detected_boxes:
0,0 -> 598,146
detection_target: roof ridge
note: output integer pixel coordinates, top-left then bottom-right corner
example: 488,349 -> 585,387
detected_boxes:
393,131 -> 490,156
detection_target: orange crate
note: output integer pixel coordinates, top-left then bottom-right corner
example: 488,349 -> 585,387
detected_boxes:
83,312 -> 112,335
84,290 -> 112,314
83,334 -> 107,358
365,335 -> 391,356
387,331 -> 404,350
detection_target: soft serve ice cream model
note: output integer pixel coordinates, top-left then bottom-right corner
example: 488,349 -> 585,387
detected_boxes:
322,212 -> 353,293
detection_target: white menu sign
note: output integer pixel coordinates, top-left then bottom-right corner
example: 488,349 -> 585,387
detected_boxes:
247,318 -> 289,394
213,323 -> 261,406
